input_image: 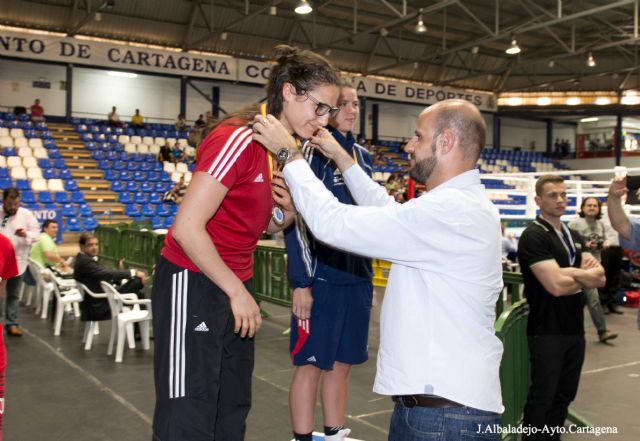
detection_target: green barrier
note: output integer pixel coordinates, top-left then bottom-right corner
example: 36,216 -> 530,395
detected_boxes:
119,229 -> 158,274
94,226 -> 121,268
495,300 -> 530,440
253,243 -> 292,307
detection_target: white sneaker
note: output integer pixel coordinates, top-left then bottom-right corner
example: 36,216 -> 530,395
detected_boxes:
324,428 -> 351,441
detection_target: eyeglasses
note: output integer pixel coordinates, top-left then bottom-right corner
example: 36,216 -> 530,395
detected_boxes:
303,91 -> 340,118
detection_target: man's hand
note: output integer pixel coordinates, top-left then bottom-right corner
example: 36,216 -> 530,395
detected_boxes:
14,228 -> 26,238
581,253 -> 600,270
228,287 -> 262,338
309,128 -> 355,172
608,176 -> 628,200
292,287 -> 313,320
135,270 -> 146,285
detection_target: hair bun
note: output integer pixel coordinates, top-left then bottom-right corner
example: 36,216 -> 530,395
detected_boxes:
273,45 -> 300,63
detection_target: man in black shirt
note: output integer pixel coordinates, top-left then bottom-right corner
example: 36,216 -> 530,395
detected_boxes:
518,175 -> 605,440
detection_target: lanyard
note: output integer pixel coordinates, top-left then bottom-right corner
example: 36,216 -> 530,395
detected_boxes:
556,223 -> 577,266
261,103 -> 276,182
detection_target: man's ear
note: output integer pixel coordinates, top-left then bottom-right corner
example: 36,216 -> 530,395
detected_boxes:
438,130 -> 455,155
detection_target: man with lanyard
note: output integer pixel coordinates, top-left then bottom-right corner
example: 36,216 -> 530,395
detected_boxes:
0,188 -> 40,337
284,82 -> 373,441
0,233 -> 18,440
518,175 -> 605,440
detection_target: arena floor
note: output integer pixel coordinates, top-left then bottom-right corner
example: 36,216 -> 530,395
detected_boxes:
5,288 -> 640,441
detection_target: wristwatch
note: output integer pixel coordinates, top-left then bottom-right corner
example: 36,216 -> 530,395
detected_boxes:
276,147 -> 297,166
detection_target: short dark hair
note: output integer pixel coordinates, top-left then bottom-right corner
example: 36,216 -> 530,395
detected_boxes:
3,187 -> 20,200
79,233 -> 96,246
42,219 -> 57,232
578,197 -> 602,219
535,174 -> 565,196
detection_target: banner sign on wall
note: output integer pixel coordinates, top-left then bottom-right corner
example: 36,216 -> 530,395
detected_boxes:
1,29 -> 496,111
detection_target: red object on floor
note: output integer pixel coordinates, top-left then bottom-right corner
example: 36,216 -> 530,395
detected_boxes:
625,290 -> 640,308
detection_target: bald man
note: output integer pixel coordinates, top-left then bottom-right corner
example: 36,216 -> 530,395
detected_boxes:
253,99 -> 504,440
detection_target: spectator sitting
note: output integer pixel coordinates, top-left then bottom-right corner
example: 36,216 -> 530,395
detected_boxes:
158,141 -> 172,163
171,141 -> 185,163
194,114 -> 205,128
131,109 -> 145,128
175,113 -> 187,131
108,106 -> 123,127
74,233 -> 146,323
29,220 -> 71,272
163,176 -> 187,204
30,99 -> 45,122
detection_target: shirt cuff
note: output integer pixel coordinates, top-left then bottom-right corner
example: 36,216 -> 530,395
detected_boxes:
283,158 -> 313,182
130,269 -> 136,278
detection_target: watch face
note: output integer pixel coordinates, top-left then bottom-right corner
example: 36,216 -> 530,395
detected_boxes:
277,148 -> 289,164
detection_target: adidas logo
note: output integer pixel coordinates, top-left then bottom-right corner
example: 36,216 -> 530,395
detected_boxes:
254,173 -> 264,183
306,355 -> 317,362
194,322 -> 209,332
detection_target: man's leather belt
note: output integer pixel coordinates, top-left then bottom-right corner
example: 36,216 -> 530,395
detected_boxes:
392,394 -> 463,408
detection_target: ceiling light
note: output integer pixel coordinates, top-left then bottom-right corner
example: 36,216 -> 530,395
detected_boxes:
220,32 -> 228,40
580,117 -> 599,123
471,46 -> 479,55
621,95 -> 640,105
94,12 -> 102,21
107,71 -> 137,78
548,60 -> 555,68
587,52 -> 596,67
595,97 -> 610,105
413,62 -> 419,69
507,97 -> 523,106
537,97 -> 551,106
380,27 -> 389,37
566,97 -> 581,105
414,10 -> 427,34
269,6 -> 277,15
324,49 -> 331,56
505,39 -> 521,55
295,0 -> 312,15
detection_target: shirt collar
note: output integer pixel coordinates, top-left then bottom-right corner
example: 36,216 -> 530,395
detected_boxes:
430,169 -> 481,193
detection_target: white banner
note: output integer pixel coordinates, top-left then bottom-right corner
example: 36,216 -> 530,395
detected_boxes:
1,29 -> 496,111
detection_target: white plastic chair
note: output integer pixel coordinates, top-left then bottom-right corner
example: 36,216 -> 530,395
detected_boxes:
27,167 -> 42,180
130,136 -> 142,145
48,179 -> 65,192
171,172 -> 182,183
176,163 -> 188,173
153,137 -> 165,146
14,137 -> 28,149
100,281 -> 151,363
163,162 -> 175,173
0,128 -> 9,137
25,259 -> 54,318
32,178 -> 48,192
18,147 -> 33,158
33,148 -> 48,159
118,135 -> 130,144
10,128 -> 24,138
22,156 -> 37,168
184,172 -> 192,184
142,136 -> 154,145
10,167 -> 26,180
48,270 -> 83,336
166,137 -> 176,146
77,283 -> 108,351
137,144 -> 149,154
7,156 -> 21,168
0,156 -> 5,168
124,143 -> 136,154
28,138 -> 43,149
149,145 -> 160,155
0,136 -> 13,148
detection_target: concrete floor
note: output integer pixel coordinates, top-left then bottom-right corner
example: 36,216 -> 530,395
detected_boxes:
4,290 -> 640,441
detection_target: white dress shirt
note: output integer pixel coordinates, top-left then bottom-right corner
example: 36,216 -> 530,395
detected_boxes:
283,160 -> 504,413
0,207 -> 41,274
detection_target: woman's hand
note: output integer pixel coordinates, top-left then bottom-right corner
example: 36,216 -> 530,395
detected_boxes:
272,171 -> 295,213
252,114 -> 298,154
292,287 -> 313,320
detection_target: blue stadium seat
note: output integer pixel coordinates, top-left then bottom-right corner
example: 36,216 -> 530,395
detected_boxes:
133,171 -> 146,181
53,158 -> 66,168
163,217 -> 174,228
25,203 -> 40,210
119,192 -> 133,204
60,203 -> 76,216
156,204 -> 170,217
151,217 -> 164,229
110,181 -> 124,192
55,192 -> 70,204
126,162 -> 140,171
148,192 -> 162,204
38,192 -> 53,203
141,204 -> 155,217
0,168 -> 7,178
67,217 -> 82,232
0,178 -> 12,188
16,179 -> 30,191
154,181 -> 168,192
113,160 -> 126,170
125,181 -> 138,192
83,217 -> 98,231
125,204 -> 141,217
71,191 -> 85,203
78,203 -> 93,217
141,182 -> 153,193
60,169 -> 73,180
92,151 -> 106,160
43,139 -> 56,149
104,170 -> 117,180
140,161 -> 152,171
118,171 -> 131,181
21,191 -> 36,203
147,171 -> 159,182
134,192 -> 147,204
64,180 -> 78,191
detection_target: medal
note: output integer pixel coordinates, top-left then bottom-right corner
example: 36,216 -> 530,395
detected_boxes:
272,206 -> 285,226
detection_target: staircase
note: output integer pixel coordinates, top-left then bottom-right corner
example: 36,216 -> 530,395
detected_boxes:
48,123 -> 131,225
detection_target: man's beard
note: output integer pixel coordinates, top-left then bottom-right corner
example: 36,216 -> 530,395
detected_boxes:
409,140 -> 438,185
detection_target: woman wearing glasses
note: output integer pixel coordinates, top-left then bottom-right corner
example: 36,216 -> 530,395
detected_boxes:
281,82 -> 374,441
151,45 -> 341,441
